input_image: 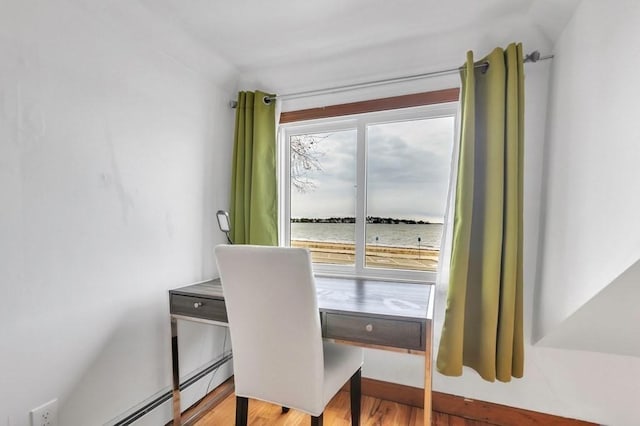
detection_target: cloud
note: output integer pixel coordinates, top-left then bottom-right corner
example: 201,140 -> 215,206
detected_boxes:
290,116 -> 455,221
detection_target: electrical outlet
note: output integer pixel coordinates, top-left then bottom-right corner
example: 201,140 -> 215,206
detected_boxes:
30,399 -> 58,426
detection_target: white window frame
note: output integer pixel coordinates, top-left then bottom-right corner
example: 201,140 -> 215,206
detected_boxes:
278,102 -> 458,283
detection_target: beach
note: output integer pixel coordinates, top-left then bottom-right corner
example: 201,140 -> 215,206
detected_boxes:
291,240 -> 439,271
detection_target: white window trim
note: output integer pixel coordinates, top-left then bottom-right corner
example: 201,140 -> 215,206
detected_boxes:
278,102 -> 459,283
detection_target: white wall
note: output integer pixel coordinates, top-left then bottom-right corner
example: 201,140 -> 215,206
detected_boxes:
0,1 -> 236,425
536,0 -> 640,341
239,5 -> 640,424
537,259 -> 640,357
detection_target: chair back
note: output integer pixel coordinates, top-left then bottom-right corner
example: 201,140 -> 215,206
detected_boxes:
214,245 -> 324,413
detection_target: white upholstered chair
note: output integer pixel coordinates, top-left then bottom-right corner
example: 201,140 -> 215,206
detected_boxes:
214,245 -> 363,426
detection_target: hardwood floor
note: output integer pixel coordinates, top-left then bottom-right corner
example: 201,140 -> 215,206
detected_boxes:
195,391 -> 494,426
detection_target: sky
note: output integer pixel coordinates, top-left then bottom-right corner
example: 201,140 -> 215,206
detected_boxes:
290,116 -> 455,222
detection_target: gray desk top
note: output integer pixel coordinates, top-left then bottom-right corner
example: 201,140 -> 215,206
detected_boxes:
170,276 -> 433,322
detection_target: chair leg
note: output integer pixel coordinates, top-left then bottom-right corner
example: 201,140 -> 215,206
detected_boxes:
311,413 -> 323,426
350,368 -> 361,425
235,396 -> 248,426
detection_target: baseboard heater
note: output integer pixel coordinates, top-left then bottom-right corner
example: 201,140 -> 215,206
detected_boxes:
107,351 -> 232,426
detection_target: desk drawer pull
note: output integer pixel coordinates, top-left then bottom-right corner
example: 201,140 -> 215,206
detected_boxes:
170,295 -> 227,322
365,324 -> 373,332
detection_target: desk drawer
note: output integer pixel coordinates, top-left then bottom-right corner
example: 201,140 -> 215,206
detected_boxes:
324,313 -> 423,350
170,294 -> 227,323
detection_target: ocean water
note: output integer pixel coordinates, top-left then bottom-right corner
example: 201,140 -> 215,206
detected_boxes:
290,222 -> 443,249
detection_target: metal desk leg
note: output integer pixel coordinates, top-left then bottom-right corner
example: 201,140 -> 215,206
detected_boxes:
424,320 -> 433,425
171,317 -> 182,425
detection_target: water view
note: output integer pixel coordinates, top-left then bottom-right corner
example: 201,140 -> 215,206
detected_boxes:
290,222 -> 443,271
290,222 -> 443,249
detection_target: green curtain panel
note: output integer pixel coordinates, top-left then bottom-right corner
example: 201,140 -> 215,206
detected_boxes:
229,90 -> 278,245
437,43 -> 524,382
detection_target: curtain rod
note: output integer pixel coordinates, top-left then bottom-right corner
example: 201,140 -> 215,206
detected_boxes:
230,50 -> 552,108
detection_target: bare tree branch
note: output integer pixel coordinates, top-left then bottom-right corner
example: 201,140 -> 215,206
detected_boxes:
290,134 -> 328,193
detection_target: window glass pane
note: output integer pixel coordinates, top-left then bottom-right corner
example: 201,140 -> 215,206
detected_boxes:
365,117 -> 455,271
289,130 -> 357,265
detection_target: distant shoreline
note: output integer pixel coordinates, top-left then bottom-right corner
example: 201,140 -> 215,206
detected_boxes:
291,216 -> 443,225
291,221 -> 443,249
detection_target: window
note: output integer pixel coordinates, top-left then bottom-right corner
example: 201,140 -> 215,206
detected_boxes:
279,92 -> 458,281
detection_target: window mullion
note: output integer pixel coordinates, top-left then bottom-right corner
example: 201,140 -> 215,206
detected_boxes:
354,119 -> 367,274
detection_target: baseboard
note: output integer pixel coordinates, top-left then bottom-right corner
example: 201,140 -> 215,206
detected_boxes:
107,353 -> 232,426
432,391 -> 598,426
344,378 -> 597,426
177,377 -> 235,426
342,377 -> 424,408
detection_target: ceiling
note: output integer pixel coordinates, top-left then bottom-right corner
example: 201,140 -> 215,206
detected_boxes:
131,0 -> 581,72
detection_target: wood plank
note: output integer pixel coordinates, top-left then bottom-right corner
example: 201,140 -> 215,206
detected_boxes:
342,377 -> 424,408
410,406 -> 425,426
279,88 -> 460,123
432,392 -> 598,426
193,391 -> 521,426
363,398 -> 413,425
432,411 -> 452,426
195,392 -> 422,426
424,314 -> 433,425
344,378 -> 597,426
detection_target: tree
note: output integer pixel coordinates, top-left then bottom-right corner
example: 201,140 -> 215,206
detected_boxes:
290,134 -> 327,193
